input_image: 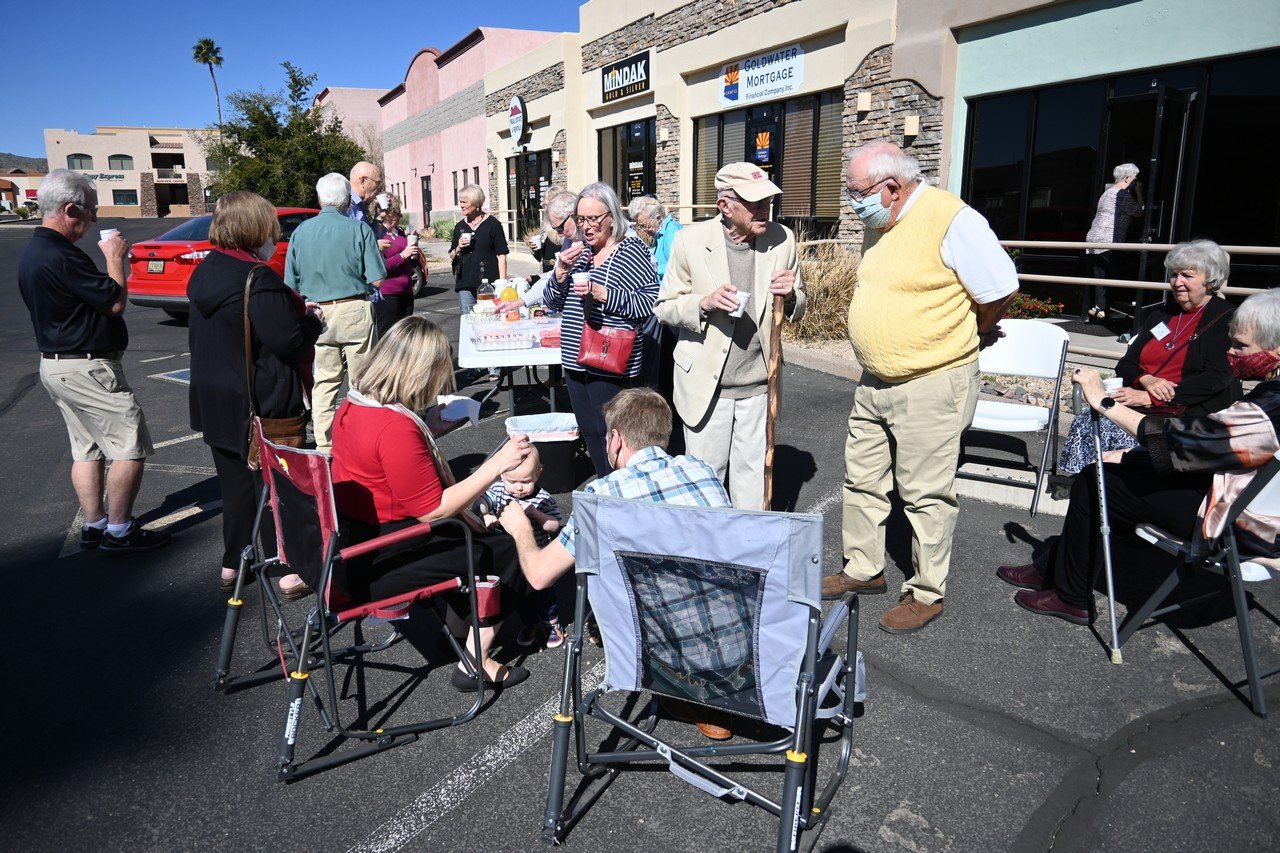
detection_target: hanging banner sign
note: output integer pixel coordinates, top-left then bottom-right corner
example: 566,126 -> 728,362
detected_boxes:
719,44 -> 804,107
602,50 -> 651,104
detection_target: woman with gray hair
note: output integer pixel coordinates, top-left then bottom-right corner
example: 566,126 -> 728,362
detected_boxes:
448,184 -> 509,316
1056,239 -> 1239,475
1000,287 -> 1280,626
627,195 -> 682,283
544,182 -> 659,475
1083,162 -> 1143,320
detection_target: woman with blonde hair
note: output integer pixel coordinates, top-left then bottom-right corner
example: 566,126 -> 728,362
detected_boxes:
331,316 -> 534,689
188,190 -> 324,598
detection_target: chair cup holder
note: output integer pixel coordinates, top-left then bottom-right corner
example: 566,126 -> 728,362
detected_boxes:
474,575 -> 501,620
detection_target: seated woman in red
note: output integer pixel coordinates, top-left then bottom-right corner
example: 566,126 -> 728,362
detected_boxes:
331,316 -> 533,690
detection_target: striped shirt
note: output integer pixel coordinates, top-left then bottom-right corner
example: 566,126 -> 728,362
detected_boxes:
483,480 -> 561,546
559,447 -> 729,556
543,236 -> 658,378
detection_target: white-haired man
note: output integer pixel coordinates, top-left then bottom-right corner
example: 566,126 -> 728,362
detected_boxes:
826,141 -> 1018,634
348,161 -> 383,223
18,169 -> 170,554
285,172 -> 386,452
654,163 -> 805,509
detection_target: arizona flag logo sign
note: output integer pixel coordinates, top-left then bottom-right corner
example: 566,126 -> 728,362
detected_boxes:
723,64 -> 740,102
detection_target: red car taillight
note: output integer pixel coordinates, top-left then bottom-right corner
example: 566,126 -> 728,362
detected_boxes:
179,250 -> 210,262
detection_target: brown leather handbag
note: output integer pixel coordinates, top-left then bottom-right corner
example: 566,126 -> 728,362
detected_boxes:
243,264 -> 306,470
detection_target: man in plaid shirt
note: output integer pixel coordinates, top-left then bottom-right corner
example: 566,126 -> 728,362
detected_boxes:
500,388 -> 736,738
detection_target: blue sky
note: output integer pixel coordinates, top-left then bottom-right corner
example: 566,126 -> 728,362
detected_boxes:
1,0 -> 581,157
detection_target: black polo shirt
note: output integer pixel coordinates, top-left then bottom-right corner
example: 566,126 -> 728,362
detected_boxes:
18,226 -> 128,354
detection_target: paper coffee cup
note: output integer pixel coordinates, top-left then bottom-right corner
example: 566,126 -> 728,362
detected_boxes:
1103,377 -> 1123,392
533,234 -> 545,249
100,228 -> 120,241
571,273 -> 591,285
376,193 -> 390,210
460,233 -> 472,246
729,289 -> 751,318
406,233 -> 418,248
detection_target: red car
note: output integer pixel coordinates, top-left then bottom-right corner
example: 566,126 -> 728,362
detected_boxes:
127,207 -> 319,319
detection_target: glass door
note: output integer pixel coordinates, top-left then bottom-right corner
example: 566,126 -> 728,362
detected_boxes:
514,150 -> 552,237
420,177 -> 432,226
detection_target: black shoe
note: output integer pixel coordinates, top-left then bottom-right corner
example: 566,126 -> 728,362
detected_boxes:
80,525 -> 105,550
450,663 -> 530,692
99,520 -> 172,555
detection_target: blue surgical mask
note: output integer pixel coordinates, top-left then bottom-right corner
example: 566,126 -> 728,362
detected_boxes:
852,194 -> 892,230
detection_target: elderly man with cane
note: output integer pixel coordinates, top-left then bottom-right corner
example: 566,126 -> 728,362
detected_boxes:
825,141 -> 1018,633
654,163 -> 805,510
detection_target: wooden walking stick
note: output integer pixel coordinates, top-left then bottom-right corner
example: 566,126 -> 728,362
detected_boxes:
763,292 -> 786,511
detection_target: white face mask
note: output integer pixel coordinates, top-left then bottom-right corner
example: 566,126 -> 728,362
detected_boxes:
255,241 -> 276,261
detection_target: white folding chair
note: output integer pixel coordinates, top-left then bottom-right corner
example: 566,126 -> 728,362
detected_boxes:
1129,457 -> 1280,718
958,318 -> 1070,517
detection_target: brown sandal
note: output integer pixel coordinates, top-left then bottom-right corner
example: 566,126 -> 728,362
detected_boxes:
278,577 -> 313,601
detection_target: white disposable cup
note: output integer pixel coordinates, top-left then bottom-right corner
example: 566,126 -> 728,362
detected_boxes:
406,233 -> 418,248
532,234 -> 545,249
1103,377 -> 1124,393
460,233 -> 472,247
376,193 -> 390,210
729,289 -> 751,318
100,228 -> 120,241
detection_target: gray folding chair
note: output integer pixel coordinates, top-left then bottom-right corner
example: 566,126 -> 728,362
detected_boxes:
542,494 -> 864,851
958,318 -> 1070,517
1129,457 -> 1280,718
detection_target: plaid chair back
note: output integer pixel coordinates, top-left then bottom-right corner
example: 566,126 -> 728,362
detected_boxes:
571,492 -> 823,729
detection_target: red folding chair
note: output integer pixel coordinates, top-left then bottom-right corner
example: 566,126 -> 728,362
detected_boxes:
212,419 -> 493,781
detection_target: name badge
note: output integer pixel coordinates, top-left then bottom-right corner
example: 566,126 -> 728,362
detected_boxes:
1151,322 -> 1171,341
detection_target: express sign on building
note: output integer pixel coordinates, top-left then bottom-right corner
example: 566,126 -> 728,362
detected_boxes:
601,50 -> 651,104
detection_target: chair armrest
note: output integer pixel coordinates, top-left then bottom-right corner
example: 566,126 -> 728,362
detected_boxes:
339,520 -> 435,562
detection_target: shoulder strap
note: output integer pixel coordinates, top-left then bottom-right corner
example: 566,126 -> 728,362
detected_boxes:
243,263 -> 269,417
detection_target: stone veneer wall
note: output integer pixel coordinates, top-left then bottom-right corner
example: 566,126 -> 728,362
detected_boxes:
139,172 -> 157,217
551,130 -> 568,188
487,149 -> 499,210
838,45 -> 945,240
186,173 -> 206,215
581,0 -> 801,70
655,105 -> 679,206
486,63 -> 566,117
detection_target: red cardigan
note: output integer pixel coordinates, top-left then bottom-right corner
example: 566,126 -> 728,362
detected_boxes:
331,401 -> 443,524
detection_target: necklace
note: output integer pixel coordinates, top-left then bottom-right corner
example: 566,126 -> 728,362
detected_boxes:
1165,302 -> 1209,350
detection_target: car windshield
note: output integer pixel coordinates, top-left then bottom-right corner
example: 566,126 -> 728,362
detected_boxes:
155,215 -> 212,242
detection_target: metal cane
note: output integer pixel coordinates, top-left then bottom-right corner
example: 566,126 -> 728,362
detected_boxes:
1090,407 -> 1124,664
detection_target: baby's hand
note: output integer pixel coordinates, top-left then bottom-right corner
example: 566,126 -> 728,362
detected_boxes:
482,513 -> 499,529
541,517 -> 561,534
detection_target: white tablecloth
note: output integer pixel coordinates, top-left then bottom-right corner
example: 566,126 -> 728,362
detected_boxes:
457,316 -> 562,370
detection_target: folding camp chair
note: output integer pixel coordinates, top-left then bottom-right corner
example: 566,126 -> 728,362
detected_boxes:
542,494 -> 864,852
212,421 -> 491,780
1127,457 -> 1280,718
958,318 -> 1070,517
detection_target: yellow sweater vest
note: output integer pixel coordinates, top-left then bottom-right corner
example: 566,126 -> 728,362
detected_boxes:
847,186 -> 977,383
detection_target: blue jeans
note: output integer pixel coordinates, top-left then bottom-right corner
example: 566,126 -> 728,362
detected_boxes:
457,289 -> 476,314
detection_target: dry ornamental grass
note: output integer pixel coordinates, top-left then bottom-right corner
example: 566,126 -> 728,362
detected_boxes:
785,236 -> 860,343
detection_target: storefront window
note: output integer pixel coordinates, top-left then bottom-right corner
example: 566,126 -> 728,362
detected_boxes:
963,92 -> 1032,240
1025,81 -> 1105,241
599,119 -> 656,204
693,89 -> 843,233
112,190 -> 139,206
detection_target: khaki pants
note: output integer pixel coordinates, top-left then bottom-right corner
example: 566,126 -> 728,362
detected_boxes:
841,361 -> 979,604
312,299 -> 377,453
683,391 -> 767,510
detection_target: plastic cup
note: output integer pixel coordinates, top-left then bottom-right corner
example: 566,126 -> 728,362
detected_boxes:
1103,377 -> 1123,393
460,233 -> 472,247
100,228 -> 119,241
728,289 -> 751,318
532,234 -> 545,249
376,193 -> 390,210
406,233 -> 418,248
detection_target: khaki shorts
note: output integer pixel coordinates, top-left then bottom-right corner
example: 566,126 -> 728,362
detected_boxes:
39,357 -> 154,462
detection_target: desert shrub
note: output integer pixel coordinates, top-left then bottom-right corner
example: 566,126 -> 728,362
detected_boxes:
1005,293 -> 1064,319
784,237 -> 860,342
431,216 -> 459,239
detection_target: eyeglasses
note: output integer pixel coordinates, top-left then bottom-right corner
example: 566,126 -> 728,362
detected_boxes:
73,202 -> 98,222
724,193 -> 771,213
550,214 -> 570,234
574,212 -> 612,228
846,177 -> 892,202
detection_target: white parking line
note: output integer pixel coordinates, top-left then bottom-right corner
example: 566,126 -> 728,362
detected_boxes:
146,463 -> 216,476
153,432 -> 202,449
348,660 -> 606,853
803,488 -> 842,515
139,354 -> 178,363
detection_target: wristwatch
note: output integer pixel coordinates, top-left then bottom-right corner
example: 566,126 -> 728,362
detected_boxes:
1099,396 -> 1117,410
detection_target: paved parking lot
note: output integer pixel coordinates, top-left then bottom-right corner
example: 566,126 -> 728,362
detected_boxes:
0,219 -> 1276,852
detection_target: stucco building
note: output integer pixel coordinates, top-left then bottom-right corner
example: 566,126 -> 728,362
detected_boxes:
312,87 -> 387,164
44,126 -> 214,218
380,27 -> 560,229
0,169 -> 44,211
480,0 -> 1279,285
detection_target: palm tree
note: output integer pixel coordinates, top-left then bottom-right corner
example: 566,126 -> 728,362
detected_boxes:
192,38 -> 223,128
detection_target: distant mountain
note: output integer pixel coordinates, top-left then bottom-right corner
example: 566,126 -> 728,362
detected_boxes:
0,153 -> 48,173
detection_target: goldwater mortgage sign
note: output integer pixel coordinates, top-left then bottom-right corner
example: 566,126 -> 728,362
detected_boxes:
601,50 -> 651,104
720,44 -> 804,107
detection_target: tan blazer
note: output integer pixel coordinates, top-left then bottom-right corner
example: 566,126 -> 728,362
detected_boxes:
654,216 -> 806,426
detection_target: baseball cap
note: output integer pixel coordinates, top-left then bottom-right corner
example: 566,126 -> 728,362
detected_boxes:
714,162 -> 782,202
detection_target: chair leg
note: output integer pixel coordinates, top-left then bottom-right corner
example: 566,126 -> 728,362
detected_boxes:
213,545 -> 259,692
777,751 -> 809,853
1116,563 -> 1188,648
542,578 -> 589,846
1225,551 -> 1268,718
276,619 -> 315,781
